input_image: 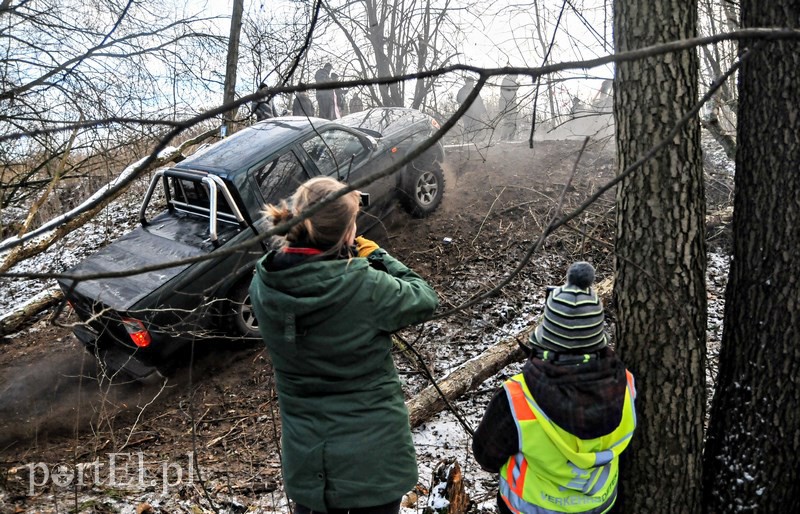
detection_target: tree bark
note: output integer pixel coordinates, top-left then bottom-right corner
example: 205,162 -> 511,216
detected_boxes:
423,459 -> 470,514
613,0 -> 706,512
405,335 -> 525,429
700,116 -> 736,161
223,0 -> 245,132
702,3 -> 800,511
365,0 -> 396,107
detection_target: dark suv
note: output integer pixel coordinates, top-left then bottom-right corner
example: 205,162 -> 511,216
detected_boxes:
59,108 -> 445,380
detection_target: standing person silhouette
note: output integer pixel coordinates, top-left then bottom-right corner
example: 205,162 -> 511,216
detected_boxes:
456,76 -> 488,142
330,72 -> 346,118
349,92 -> 364,113
292,91 -> 314,117
249,176 -> 439,514
315,63 -> 335,119
252,82 -> 275,121
498,74 -> 519,140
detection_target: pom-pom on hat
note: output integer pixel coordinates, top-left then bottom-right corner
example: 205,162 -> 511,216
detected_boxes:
530,261 -> 608,353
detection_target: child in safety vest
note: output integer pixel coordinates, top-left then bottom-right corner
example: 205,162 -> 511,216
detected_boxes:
472,262 -> 637,514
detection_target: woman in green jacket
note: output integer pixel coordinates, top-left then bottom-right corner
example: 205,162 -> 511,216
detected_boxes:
249,176 -> 439,514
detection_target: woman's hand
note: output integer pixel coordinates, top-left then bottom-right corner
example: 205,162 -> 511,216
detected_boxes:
355,236 -> 380,257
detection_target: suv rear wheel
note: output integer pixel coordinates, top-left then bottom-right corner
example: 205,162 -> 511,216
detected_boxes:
400,161 -> 445,218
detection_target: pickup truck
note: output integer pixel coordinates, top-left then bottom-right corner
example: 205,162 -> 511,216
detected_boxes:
59,108 -> 445,380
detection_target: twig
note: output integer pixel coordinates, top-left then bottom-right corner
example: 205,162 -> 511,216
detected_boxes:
471,187 -> 506,245
120,377 -> 169,450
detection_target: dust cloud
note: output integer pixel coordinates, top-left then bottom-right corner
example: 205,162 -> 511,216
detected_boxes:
0,351 -> 149,448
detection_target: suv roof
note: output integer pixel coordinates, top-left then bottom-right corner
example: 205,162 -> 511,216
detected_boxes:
174,117 -> 332,176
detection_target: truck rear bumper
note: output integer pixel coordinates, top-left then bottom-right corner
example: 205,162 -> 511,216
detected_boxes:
73,324 -> 164,383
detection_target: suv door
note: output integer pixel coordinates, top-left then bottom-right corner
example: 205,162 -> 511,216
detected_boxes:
300,128 -> 395,217
252,149 -> 311,207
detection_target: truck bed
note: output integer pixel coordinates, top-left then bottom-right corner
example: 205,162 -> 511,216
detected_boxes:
63,212 -> 235,312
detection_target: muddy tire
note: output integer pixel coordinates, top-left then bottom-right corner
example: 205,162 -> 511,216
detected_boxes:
224,279 -> 261,339
400,162 -> 445,218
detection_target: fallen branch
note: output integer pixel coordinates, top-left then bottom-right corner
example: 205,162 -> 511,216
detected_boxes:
405,331 -> 527,429
0,128 -> 216,274
0,287 -> 63,338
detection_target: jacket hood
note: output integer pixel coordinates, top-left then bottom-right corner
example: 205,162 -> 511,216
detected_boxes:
523,347 -> 628,440
253,251 -> 370,327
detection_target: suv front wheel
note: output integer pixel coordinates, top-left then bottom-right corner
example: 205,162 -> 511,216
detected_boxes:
400,162 -> 445,218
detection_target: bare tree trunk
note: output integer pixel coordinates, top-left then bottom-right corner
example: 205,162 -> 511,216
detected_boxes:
411,1 -> 431,109
702,3 -> 800,510
532,2 -> 558,122
613,0 -> 706,512
223,0 -> 245,133
423,459 -> 470,514
700,117 -> 736,160
365,0 -> 396,106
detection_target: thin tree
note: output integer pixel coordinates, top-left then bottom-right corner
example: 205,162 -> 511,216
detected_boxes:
0,0 -> 225,214
223,0 -> 245,133
612,0 -> 706,512
702,3 -> 800,511
319,0 -> 460,108
698,0 -> 738,159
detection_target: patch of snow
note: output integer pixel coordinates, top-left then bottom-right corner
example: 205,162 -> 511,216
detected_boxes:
427,482 -> 450,509
0,179 -> 148,317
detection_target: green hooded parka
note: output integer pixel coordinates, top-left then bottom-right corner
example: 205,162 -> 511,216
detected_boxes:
249,248 -> 439,511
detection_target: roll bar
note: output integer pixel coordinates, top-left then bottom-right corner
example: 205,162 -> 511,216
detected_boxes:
139,169 -> 247,247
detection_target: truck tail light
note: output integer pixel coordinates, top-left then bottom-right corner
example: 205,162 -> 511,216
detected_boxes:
121,318 -> 152,348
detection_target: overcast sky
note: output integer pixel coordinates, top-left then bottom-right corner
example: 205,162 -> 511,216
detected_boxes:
182,0 -> 614,108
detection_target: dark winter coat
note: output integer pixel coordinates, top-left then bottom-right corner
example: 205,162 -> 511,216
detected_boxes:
249,247 -> 439,511
315,67 -> 335,120
349,94 -> 364,113
472,347 -> 630,472
253,99 -> 275,121
455,82 -> 487,133
292,92 -> 314,116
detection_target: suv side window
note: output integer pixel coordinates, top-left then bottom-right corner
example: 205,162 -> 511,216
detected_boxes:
301,129 -> 368,177
255,151 -> 308,203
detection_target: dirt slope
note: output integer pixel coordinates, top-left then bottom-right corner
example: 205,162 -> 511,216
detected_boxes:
0,138 -> 618,513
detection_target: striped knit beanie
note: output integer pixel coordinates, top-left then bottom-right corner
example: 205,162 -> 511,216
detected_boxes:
530,261 -> 608,353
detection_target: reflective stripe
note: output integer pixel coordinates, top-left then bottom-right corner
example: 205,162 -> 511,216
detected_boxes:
586,463 -> 611,496
499,373 -> 633,514
504,379 -> 537,466
594,450 -> 613,466
506,453 -> 528,497
500,477 -> 617,514
625,371 -> 636,400
505,381 -> 537,421
581,466 -> 602,494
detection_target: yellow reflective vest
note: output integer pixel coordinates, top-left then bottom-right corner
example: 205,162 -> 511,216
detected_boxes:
498,371 -> 637,514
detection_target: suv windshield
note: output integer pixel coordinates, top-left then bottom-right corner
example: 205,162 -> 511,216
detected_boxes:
301,129 -> 368,177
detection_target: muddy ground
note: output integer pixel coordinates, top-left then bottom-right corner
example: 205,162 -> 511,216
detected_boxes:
0,135 -> 731,513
